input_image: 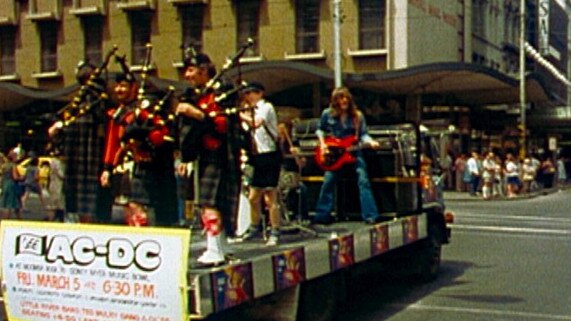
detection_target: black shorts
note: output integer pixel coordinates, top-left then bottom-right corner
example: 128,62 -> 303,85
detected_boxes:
250,151 -> 282,188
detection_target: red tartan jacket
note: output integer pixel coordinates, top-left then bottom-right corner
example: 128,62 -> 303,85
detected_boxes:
102,106 -> 128,170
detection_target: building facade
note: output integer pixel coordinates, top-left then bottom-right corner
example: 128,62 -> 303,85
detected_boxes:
0,0 -> 568,156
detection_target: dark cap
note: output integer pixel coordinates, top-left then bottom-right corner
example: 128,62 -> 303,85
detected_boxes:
242,81 -> 265,93
115,72 -> 135,84
183,53 -> 212,68
75,60 -> 96,83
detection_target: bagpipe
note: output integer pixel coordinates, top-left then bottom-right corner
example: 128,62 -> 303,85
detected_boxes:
178,39 -> 255,162
54,45 -> 118,128
113,44 -> 177,163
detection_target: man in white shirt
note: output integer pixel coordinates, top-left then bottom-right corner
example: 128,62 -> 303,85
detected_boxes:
239,82 -> 282,246
466,151 -> 482,196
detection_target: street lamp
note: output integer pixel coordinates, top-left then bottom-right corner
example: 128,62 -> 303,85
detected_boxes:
519,0 -> 526,160
333,0 -> 342,87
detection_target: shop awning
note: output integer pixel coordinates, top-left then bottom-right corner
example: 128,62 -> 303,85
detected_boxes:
0,61 -> 555,111
0,81 -> 79,112
227,61 -> 553,106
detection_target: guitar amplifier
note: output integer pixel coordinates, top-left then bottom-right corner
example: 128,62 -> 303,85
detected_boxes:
292,118 -> 323,177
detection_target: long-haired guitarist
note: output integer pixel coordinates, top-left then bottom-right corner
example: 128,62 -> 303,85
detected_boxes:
313,87 -> 382,225
175,52 -> 242,266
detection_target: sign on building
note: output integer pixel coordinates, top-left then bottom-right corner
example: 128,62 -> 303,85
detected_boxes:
538,0 -> 550,56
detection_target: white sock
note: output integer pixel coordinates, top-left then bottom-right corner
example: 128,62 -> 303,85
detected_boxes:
483,186 -> 491,198
206,233 -> 224,255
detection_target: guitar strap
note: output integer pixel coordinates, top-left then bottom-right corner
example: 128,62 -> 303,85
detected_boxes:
262,123 -> 278,143
353,111 -> 361,141
250,123 -> 278,155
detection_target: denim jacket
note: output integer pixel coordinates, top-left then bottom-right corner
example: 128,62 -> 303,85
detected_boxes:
315,107 -> 373,144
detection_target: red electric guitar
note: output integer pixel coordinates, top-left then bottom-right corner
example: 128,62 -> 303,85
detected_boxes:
315,135 -> 370,171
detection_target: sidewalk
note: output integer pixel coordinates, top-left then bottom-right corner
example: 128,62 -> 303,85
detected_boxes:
443,186 -> 567,202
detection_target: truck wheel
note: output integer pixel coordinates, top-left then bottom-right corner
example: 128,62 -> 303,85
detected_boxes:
416,224 -> 442,281
297,273 -> 340,321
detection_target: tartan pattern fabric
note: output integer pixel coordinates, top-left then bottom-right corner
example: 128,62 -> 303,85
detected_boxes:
62,105 -> 105,216
195,114 -> 242,236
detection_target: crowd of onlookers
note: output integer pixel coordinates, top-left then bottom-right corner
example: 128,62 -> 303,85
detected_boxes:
441,150 -> 567,199
0,143 -> 65,220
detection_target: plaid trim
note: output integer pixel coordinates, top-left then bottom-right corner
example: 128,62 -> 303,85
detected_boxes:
193,115 -> 242,236
62,108 -> 105,216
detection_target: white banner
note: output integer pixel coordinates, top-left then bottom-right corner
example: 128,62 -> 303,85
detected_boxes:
0,221 -> 191,321
538,0 -> 550,56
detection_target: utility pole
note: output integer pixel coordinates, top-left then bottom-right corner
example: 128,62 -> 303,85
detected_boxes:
333,0 -> 342,87
519,0 -> 526,159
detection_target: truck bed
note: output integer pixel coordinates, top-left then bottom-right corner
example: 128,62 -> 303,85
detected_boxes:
187,213 -> 428,318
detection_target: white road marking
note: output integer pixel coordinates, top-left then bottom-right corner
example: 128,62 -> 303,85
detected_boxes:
454,213 -> 571,223
449,224 -> 571,235
407,303 -> 571,320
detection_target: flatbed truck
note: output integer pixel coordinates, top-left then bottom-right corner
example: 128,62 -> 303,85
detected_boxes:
0,122 -> 451,321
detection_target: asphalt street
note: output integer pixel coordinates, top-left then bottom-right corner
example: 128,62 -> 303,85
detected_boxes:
8,188 -> 571,321
336,188 -> 571,321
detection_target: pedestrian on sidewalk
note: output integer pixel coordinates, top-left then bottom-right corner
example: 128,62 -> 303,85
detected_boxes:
466,151 -> 482,196
521,157 -> 536,194
504,153 -> 520,198
0,151 -> 23,219
441,151 -> 453,190
46,155 -> 65,221
454,153 -> 467,192
481,151 -> 496,200
556,156 -> 567,187
539,156 -> 556,189
493,154 -> 505,197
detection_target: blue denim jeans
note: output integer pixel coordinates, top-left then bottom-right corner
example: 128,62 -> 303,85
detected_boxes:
314,155 -> 379,221
470,176 -> 481,195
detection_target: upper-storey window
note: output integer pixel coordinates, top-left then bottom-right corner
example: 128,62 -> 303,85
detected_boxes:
295,0 -> 320,54
358,0 -> 385,50
117,0 -> 156,10
70,0 -> 107,15
0,26 -> 16,75
82,15 -> 103,65
180,4 -> 204,54
236,0 -> 260,56
28,0 -> 62,20
39,21 -> 59,72
129,10 -> 152,66
0,0 -> 19,25
472,0 -> 486,37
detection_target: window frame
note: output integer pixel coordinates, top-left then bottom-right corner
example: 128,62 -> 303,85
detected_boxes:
0,26 -> 16,75
295,0 -> 320,54
180,4 -> 204,56
358,0 -> 386,50
129,10 -> 153,66
39,21 -> 59,73
235,0 -> 260,57
82,15 -> 103,66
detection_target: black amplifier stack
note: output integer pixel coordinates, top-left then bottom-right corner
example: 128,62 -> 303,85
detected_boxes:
291,120 -> 420,221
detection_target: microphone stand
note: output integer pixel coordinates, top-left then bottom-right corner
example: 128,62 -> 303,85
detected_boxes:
280,126 -> 318,237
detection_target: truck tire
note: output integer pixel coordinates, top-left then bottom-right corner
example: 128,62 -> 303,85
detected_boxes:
416,223 -> 443,282
297,272 -> 341,321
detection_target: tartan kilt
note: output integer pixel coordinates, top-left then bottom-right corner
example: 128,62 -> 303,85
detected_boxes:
198,159 -> 240,236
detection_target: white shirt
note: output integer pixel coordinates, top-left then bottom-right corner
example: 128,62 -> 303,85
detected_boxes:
251,99 -> 278,154
505,161 -> 519,177
466,157 -> 481,176
482,158 -> 496,178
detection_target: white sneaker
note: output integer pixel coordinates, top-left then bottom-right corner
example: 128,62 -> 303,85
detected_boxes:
265,234 -> 279,247
197,250 -> 225,266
